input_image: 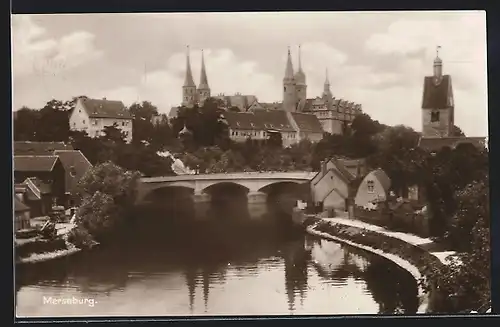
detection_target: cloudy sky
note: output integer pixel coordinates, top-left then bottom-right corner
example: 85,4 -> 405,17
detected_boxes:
12,11 -> 488,137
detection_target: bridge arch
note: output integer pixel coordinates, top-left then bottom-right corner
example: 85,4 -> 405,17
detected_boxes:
200,181 -> 250,193
257,180 -> 307,193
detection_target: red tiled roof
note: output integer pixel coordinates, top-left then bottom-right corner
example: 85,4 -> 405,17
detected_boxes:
422,75 -> 452,109
79,97 -> 132,119
14,155 -> 59,172
418,136 -> 486,151
14,141 -> 74,155
291,112 -> 323,133
53,150 -> 93,194
14,196 -> 30,212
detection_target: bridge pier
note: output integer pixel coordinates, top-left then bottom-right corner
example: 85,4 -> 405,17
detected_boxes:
193,191 -> 211,219
247,191 -> 268,205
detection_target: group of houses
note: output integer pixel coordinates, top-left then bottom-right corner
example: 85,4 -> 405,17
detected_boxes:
13,142 -> 93,231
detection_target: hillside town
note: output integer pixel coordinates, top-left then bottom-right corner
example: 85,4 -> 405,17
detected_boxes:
14,38 -> 490,317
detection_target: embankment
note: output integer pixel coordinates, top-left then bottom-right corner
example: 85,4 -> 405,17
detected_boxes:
305,218 -> 447,314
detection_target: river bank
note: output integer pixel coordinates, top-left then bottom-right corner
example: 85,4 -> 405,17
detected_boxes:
303,216 -> 453,313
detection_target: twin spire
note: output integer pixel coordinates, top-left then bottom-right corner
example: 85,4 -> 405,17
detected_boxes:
183,45 -> 210,90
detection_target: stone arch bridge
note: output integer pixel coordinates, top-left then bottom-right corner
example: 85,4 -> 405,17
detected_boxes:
136,171 -> 317,205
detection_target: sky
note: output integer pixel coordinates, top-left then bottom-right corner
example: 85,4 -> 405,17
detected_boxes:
11,11 -> 488,137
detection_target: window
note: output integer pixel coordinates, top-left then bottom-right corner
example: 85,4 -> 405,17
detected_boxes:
367,180 -> 375,193
122,121 -> 125,126
431,111 -> 440,122
82,120 -> 86,124
284,86 -> 286,92
73,122 -> 76,127
91,119 -> 98,125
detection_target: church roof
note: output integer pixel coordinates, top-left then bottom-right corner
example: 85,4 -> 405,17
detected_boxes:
422,75 -> 452,109
198,50 -> 209,90
184,49 -> 196,88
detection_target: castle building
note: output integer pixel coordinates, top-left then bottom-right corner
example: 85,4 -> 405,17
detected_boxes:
417,47 -> 486,152
172,46 -> 365,145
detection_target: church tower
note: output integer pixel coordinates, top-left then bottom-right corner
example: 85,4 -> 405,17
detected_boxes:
182,46 -> 197,107
283,47 -> 297,112
294,45 -> 307,111
198,49 -> 211,105
322,68 -> 333,104
421,46 -> 455,138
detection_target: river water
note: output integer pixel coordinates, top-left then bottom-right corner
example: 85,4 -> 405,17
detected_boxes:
15,204 -> 419,317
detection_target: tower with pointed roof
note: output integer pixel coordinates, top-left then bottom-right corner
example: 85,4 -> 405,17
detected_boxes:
322,68 -> 333,103
283,47 -> 298,112
421,46 -> 455,138
294,45 -> 307,111
198,49 -> 211,105
182,46 -> 197,108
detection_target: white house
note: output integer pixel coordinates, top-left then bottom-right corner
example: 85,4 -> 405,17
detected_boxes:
354,169 -> 392,207
69,97 -> 133,143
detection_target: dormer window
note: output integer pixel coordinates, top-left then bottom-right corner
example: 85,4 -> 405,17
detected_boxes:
431,111 -> 440,122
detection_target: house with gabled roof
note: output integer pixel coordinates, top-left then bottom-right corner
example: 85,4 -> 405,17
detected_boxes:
14,155 -> 66,212
309,157 -> 362,213
14,196 -> 31,231
354,169 -> 392,208
14,142 -> 93,207
69,97 -> 133,142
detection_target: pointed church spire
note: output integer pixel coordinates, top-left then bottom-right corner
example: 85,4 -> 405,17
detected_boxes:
184,45 -> 196,87
284,46 -> 295,80
433,45 -> 443,79
199,49 -> 209,89
324,68 -> 330,89
298,45 -> 303,72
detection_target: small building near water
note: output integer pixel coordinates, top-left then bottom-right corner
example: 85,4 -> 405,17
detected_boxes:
354,169 -> 391,208
14,196 -> 31,231
310,157 -> 362,213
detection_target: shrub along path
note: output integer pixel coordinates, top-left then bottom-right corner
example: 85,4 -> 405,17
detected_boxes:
321,217 -> 457,265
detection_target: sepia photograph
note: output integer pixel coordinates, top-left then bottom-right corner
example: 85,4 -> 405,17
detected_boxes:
12,11 -> 490,318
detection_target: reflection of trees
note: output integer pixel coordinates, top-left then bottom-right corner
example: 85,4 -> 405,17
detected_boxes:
310,241 -> 419,315
361,257 -> 419,314
283,238 -> 311,312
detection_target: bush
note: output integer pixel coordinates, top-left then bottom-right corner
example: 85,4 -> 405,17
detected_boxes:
66,225 -> 96,249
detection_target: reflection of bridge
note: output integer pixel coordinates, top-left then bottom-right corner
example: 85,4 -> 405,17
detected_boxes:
136,171 -> 317,204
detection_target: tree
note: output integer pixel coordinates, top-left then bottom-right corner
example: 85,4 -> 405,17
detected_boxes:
424,177 -> 490,312
13,107 -> 40,141
129,101 -> 159,145
36,100 -> 71,142
75,162 -> 141,240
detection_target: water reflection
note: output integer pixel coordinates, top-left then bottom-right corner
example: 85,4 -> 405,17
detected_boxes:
16,203 -> 418,317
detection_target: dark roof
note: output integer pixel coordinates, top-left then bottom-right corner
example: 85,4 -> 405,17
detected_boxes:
53,150 -> 93,194
14,155 -> 59,172
422,75 -> 452,109
14,141 -> 74,155
14,197 -> 30,212
302,99 -> 314,111
79,97 -> 132,119
291,112 -> 323,133
418,136 -> 486,152
25,177 -> 52,194
330,158 -> 356,182
222,110 -> 295,132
